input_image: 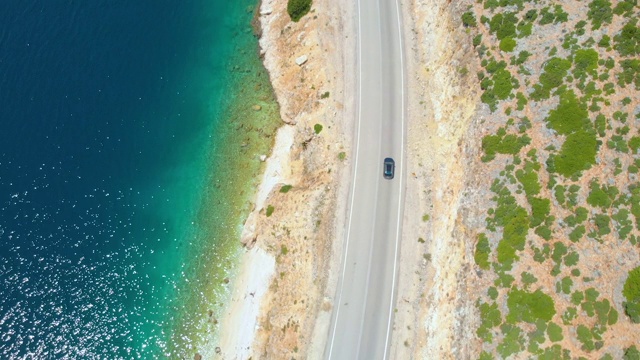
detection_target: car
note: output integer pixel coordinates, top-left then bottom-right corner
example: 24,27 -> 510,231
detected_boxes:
383,157 -> 395,179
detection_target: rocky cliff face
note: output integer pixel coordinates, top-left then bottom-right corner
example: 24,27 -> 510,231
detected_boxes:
241,0 -> 356,357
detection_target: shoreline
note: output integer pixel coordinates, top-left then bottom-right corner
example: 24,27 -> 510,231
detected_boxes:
216,0 -> 356,358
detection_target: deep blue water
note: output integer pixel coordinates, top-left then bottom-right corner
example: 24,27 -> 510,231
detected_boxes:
0,1 -> 266,357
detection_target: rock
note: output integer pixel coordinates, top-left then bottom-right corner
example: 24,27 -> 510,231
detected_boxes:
295,55 -> 308,66
260,154 -> 267,162
215,347 -> 222,354
223,277 -> 229,284
260,8 -> 272,15
194,353 -> 202,360
252,104 -> 262,111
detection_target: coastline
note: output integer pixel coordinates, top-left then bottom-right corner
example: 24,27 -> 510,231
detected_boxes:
216,0 -> 478,357
216,0 -> 356,358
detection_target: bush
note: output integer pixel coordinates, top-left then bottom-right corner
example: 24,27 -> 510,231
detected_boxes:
547,322 -> 563,342
280,184 -> 293,193
489,12 -> 518,40
614,19 -> 640,57
507,288 -> 556,323
573,49 -> 599,80
587,0 -> 613,30
624,346 -> 640,360
461,11 -> 477,27
551,129 -> 598,177
287,0 -> 312,22
500,37 -> 517,52
314,123 -> 323,134
482,129 -> 531,161
531,58 -> 572,100
623,266 -> 640,323
475,233 -> 491,269
266,205 -> 275,217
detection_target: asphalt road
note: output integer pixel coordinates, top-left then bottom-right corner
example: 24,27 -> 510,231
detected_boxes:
324,0 -> 405,358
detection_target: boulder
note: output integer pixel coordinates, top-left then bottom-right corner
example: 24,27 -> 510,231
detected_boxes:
295,55 -> 308,66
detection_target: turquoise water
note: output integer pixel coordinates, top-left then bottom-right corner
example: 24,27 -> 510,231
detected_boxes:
0,1 -> 280,358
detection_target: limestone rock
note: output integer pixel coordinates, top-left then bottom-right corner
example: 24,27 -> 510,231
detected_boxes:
295,55 -> 308,66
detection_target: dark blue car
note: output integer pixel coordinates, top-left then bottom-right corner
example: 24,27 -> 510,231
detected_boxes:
383,158 -> 395,180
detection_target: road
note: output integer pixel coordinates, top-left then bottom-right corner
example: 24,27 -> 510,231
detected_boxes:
324,0 -> 406,358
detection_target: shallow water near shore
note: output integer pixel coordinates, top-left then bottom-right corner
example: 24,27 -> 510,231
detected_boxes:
0,0 -> 279,358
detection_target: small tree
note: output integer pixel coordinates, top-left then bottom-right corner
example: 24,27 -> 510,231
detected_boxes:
287,0 -> 312,22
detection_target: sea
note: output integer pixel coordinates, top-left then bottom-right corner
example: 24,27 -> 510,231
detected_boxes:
0,0 -> 281,358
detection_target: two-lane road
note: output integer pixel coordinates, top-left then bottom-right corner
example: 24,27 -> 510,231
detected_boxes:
325,0 -> 405,358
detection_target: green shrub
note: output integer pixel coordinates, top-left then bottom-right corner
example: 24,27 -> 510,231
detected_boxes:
545,90 -> 589,135
550,129 -> 598,177
614,19 -> 640,57
280,184 -> 293,193
569,225 -> 586,242
461,11 -> 477,27
314,123 -> 323,134
521,272 -> 537,288
577,324 -> 595,351
557,276 -> 573,294
338,151 -> 346,161
287,0 -> 312,22
547,322 -> 564,342
623,266 -> 640,323
500,37 -> 517,52
475,233 -> 491,270
320,91 -> 330,99
473,34 -> 483,47
477,301 -> 502,342
530,197 -> 550,227
489,12 -> 518,40
587,181 -> 614,208
573,49 -> 599,80
595,214 -> 611,235
266,205 -> 275,217
587,0 -> 613,30
614,0 -> 636,15
507,288 -> 556,323
562,307 -> 577,324
531,58 -> 572,100
535,225 -> 552,240
572,291 -> 585,305
498,323 -> 525,358
624,346 -> 640,360
482,129 -> 530,161
617,59 -> 640,90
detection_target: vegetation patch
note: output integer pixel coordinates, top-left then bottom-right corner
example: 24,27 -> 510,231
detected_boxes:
500,37 -> 517,52
507,288 -> 556,323
475,233 -> 491,270
548,129 -> 598,177
587,0 -> 613,30
531,57 -> 572,100
482,128 -> 531,161
287,0 -> 312,22
623,266 -> 640,323
614,19 -> 640,57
